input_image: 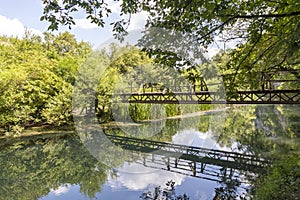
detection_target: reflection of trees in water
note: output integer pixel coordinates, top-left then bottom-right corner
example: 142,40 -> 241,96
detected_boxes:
105,104 -> 300,160
103,113 -> 211,143
140,180 -> 190,200
0,133 -> 116,200
213,178 -> 250,200
104,131 -> 264,199
103,118 -> 180,142
108,104 -> 300,159
210,105 -> 300,159
1,105 -> 297,199
140,179 -> 249,200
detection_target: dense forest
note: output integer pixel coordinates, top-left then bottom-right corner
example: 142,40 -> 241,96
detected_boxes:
0,32 -> 91,134
1,31 -> 299,135
0,31 -> 220,135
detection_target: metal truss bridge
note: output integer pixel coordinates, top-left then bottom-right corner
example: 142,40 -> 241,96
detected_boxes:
114,90 -> 300,104
111,70 -> 300,104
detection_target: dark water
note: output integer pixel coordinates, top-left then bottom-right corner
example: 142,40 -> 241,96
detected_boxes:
0,105 -> 299,200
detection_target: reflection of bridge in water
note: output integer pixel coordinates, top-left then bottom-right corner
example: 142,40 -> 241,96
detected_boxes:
106,134 -> 271,183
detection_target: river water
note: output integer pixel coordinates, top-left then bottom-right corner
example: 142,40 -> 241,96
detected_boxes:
0,105 -> 299,200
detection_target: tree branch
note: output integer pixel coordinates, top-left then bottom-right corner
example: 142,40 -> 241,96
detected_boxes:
225,11 -> 300,19
228,29 -> 263,87
196,17 -> 235,42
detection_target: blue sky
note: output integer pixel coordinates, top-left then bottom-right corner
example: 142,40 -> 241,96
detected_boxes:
0,0 -> 148,48
0,0 -> 226,57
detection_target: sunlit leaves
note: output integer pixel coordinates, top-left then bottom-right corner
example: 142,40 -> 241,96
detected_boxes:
41,0 -> 300,77
0,32 -> 92,134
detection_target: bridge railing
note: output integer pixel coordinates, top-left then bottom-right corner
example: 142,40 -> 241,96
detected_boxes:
114,89 -> 300,104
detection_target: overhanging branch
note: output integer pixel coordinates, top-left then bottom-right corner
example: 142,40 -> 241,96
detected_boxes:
224,11 -> 300,19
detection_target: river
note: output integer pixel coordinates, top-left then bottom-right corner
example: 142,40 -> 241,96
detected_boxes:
0,105 -> 299,200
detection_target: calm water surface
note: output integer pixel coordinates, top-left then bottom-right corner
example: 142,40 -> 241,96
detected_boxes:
0,105 -> 299,200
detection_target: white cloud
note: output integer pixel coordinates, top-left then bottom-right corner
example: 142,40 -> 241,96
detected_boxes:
0,15 -> 24,37
128,11 -> 148,31
108,0 -> 122,13
108,163 -> 185,190
50,184 -> 71,196
28,28 -> 44,37
73,18 -> 99,29
0,15 -> 43,38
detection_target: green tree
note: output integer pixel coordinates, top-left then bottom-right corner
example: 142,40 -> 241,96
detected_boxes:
0,32 -> 91,134
210,105 -> 300,159
253,154 -> 300,200
42,0 -> 300,74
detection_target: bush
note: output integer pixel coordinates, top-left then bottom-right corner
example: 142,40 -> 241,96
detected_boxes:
253,154 -> 300,200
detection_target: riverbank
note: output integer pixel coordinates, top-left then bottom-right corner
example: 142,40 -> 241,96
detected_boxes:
0,104 -> 244,139
0,125 -> 75,140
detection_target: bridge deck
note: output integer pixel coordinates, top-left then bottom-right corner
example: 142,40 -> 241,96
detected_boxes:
113,90 -> 300,104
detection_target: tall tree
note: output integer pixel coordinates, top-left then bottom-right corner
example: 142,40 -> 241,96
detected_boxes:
41,0 -> 300,75
0,32 -> 91,134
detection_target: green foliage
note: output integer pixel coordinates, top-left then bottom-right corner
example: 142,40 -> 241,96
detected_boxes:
0,32 -> 91,134
210,105 -> 300,159
0,133 -> 114,200
42,0 -> 300,75
254,154 -> 300,200
209,49 -> 300,91
94,44 -> 154,121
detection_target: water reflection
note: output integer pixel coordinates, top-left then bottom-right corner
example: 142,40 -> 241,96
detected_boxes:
0,105 -> 298,199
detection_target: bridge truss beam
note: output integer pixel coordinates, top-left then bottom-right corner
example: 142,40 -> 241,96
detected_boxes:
114,90 -> 300,104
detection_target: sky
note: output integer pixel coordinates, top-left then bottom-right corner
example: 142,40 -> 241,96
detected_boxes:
0,0 -> 148,48
0,0 -> 225,57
